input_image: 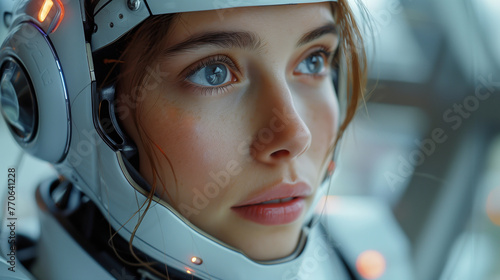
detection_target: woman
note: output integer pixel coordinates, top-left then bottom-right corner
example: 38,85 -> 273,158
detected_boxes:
0,0 -> 370,279
106,0 -> 367,277
114,0 -> 360,261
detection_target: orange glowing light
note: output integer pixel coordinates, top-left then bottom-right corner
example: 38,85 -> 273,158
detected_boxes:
486,186 -> 500,226
191,256 -> 203,265
38,0 -> 53,22
184,267 -> 194,275
356,250 -> 386,279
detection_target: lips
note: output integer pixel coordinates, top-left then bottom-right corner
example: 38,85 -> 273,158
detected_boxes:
231,182 -> 311,225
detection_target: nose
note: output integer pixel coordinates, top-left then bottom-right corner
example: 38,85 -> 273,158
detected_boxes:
250,77 -> 312,165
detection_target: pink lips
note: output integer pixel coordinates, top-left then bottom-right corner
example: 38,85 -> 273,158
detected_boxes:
231,182 -> 311,225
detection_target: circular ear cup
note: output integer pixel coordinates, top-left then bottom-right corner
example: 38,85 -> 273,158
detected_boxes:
0,58 -> 38,142
0,22 -> 70,163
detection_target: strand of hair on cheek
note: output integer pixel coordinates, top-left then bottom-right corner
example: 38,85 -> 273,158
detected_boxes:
106,187 -> 175,280
128,86 -> 177,204
103,110 -> 173,279
103,92 -> 171,278
134,108 -> 178,203
141,84 -> 178,191
113,101 -> 181,278
110,71 -> 176,277
129,130 -> 172,279
107,147 -> 174,280
90,2 -> 173,278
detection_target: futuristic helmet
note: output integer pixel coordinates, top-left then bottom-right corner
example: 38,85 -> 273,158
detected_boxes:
0,0 -> 345,279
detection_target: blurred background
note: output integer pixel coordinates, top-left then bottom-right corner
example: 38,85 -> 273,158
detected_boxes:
1,0 -> 499,279
331,0 -> 500,279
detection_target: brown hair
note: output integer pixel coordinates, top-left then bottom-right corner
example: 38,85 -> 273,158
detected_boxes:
94,1 -> 367,278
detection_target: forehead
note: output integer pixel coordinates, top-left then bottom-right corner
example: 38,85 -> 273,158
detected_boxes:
166,3 -> 335,46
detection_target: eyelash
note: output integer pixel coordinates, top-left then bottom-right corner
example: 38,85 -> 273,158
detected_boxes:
314,45 -> 334,60
303,45 -> 334,77
183,55 -> 240,96
183,46 -> 335,96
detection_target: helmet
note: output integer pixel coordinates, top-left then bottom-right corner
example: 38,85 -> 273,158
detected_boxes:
0,0 -> 342,279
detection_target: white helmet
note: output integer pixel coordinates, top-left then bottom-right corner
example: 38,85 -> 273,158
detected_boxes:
0,0 -> 346,279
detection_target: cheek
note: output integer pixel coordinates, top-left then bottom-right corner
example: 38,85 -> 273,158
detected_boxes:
304,87 -> 339,155
139,99 -> 244,204
318,95 -> 339,143
303,90 -> 338,184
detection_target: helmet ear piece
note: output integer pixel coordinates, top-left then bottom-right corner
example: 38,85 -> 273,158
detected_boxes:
92,84 -> 137,158
0,22 -> 70,163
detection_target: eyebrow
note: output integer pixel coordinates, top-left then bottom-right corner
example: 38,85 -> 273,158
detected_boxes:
162,31 -> 264,57
297,23 -> 338,47
162,22 -> 338,58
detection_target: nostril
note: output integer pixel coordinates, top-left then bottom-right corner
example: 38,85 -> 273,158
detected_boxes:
271,150 -> 290,158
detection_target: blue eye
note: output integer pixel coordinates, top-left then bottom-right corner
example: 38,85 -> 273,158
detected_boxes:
295,53 -> 327,75
187,63 -> 231,86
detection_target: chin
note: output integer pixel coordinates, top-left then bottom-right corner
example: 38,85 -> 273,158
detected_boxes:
239,220 -> 304,261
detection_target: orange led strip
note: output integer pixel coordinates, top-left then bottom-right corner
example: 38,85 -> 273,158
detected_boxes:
38,0 -> 53,22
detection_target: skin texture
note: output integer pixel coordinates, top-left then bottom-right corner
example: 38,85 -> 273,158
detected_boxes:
119,3 -> 340,261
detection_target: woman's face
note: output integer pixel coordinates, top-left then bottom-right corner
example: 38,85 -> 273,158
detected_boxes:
120,3 -> 339,261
